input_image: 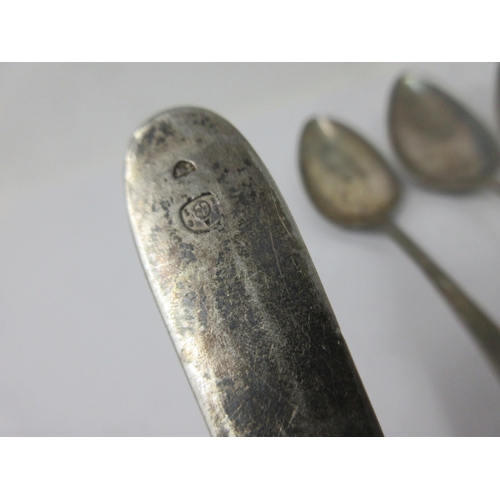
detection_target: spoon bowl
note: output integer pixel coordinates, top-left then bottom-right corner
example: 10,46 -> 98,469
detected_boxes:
300,118 -> 399,227
300,117 -> 500,378
389,75 -> 498,192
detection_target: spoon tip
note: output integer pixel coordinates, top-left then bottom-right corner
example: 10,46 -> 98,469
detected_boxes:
393,73 -> 428,95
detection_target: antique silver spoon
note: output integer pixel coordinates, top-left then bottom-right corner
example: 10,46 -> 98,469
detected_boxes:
126,107 -> 383,436
300,117 -> 500,377
389,75 -> 500,193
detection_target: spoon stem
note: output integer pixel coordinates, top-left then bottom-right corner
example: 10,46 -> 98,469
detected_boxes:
383,219 -> 500,378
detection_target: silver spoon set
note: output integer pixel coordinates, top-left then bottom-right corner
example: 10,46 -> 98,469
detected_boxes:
300,74 -> 500,379
125,68 -> 498,435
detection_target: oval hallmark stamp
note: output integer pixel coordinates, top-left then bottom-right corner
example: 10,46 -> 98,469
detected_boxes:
181,194 -> 222,232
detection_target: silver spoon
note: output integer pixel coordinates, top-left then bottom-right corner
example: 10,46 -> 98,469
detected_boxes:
126,107 -> 383,436
300,117 -> 500,377
389,75 -> 500,193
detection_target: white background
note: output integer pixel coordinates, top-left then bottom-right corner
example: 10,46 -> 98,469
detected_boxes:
2,62 -> 500,436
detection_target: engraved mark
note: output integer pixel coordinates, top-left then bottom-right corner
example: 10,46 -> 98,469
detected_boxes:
174,160 -> 196,178
193,200 -> 211,219
181,194 -> 222,232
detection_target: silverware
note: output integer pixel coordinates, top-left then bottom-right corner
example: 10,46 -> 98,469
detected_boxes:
300,117 -> 500,378
389,75 -> 499,193
125,107 -> 383,436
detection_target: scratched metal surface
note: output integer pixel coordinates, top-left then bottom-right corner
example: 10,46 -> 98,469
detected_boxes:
125,107 -> 382,436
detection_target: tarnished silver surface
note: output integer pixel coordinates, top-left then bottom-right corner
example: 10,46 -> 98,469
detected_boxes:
389,75 -> 498,192
300,118 -> 500,379
125,107 -> 382,436
300,118 -> 399,228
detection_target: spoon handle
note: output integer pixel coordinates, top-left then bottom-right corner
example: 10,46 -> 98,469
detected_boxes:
384,219 -> 500,377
